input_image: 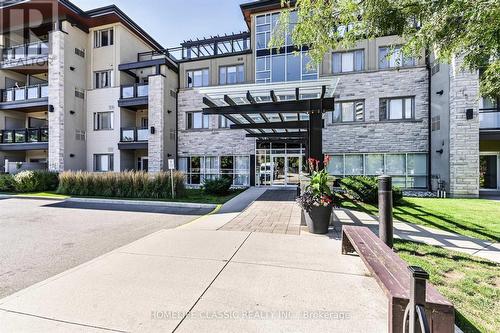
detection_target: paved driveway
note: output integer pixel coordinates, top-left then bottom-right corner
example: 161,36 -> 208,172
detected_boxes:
0,197 -> 209,298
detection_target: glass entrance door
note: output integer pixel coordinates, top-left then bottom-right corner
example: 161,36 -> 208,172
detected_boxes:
256,143 -> 305,187
480,154 -> 499,189
286,156 -> 300,185
272,156 -> 286,185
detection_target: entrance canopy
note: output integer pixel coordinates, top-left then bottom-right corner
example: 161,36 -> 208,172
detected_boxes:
198,78 -> 338,142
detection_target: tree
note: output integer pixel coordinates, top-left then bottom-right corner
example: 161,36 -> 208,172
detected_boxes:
269,0 -> 500,98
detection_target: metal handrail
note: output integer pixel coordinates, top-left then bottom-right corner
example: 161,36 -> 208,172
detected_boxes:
120,127 -> 149,142
1,83 -> 49,102
120,83 -> 149,99
1,40 -> 49,61
0,127 -> 48,144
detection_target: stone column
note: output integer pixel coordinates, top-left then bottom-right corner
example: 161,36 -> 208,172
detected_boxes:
448,56 -> 480,197
48,30 -> 65,172
148,75 -> 166,172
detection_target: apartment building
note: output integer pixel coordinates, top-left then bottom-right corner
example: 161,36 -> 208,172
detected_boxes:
0,0 -> 497,198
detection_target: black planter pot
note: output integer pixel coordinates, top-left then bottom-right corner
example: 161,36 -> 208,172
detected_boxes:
304,205 -> 332,234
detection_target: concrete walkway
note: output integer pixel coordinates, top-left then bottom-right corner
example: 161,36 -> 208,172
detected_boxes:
0,231 -> 387,332
0,188 -> 388,332
333,209 -> 500,263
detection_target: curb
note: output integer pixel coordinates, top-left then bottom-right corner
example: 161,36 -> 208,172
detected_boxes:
66,197 -> 217,209
0,194 -> 67,201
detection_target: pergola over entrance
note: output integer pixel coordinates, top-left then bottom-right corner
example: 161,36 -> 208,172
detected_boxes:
199,78 -> 338,166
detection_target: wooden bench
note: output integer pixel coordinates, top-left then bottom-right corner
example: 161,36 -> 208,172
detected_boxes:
341,226 -> 454,333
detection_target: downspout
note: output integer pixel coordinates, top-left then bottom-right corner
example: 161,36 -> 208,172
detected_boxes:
425,50 -> 432,191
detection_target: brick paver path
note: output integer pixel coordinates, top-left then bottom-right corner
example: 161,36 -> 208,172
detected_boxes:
220,189 -> 302,235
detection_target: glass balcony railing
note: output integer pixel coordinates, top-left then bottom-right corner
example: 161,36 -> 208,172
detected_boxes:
120,84 -> 149,99
120,127 -> 149,142
1,84 -> 49,103
479,108 -> 500,130
1,40 -> 49,62
0,128 -> 48,144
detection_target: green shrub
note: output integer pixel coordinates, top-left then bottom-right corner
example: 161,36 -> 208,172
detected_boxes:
34,170 -> 59,192
203,177 -> 233,196
0,174 -> 14,192
13,171 -> 39,192
10,170 -> 59,193
57,171 -> 186,199
340,176 -> 403,206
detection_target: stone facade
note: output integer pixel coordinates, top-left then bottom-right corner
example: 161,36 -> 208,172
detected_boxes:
323,67 -> 429,154
47,30 -> 65,172
177,89 -> 255,156
148,75 -> 166,172
448,57 -> 480,197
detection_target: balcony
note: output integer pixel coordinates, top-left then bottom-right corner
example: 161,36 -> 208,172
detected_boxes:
0,84 -> 49,112
479,108 -> 500,139
118,84 -> 149,110
118,127 -> 149,150
0,128 -> 49,151
1,40 -> 49,69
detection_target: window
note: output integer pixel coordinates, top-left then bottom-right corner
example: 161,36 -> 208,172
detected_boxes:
95,70 -> 112,89
255,13 -> 279,50
94,154 -> 113,172
256,51 -> 318,84
380,97 -> 414,120
332,101 -> 364,123
379,45 -> 415,69
93,112 -> 113,130
332,50 -> 364,73
327,153 -> 428,188
219,65 -> 245,85
219,116 -> 233,128
187,112 -> 209,129
179,155 -> 250,186
94,28 -> 114,48
187,69 -> 209,88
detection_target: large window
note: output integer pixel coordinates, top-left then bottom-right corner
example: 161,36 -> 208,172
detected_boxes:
379,45 -> 415,69
327,153 -> 428,188
94,70 -> 112,89
93,112 -> 113,130
186,112 -> 209,129
219,65 -> 244,85
332,101 -> 364,123
187,69 -> 209,88
256,52 -> 317,83
94,154 -> 114,172
94,28 -> 114,48
332,50 -> 364,73
380,97 -> 415,120
255,11 -> 317,83
179,155 -> 250,186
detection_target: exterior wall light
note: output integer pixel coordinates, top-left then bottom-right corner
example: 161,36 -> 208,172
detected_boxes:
466,109 -> 474,120
48,105 -> 54,112
69,154 -> 75,158
69,110 -> 75,115
150,126 -> 155,134
436,90 -> 444,95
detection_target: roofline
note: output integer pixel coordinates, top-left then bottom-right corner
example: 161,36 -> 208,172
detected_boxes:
6,0 -> 164,51
240,0 -> 295,28
84,5 -> 164,50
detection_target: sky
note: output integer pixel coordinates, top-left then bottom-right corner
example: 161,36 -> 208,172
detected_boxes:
71,0 -> 250,48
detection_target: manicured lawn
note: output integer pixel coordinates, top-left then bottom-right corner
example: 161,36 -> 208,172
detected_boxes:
341,197 -> 500,242
1,189 -> 244,205
395,240 -> 500,333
